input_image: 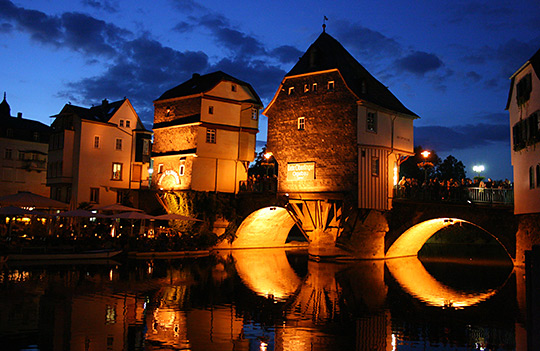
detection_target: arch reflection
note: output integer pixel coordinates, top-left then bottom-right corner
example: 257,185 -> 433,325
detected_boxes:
386,256 -> 510,308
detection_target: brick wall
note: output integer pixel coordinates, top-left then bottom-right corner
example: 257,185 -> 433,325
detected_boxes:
266,71 -> 358,199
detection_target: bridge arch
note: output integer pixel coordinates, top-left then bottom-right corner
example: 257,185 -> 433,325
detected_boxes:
386,217 -> 513,261
225,206 -> 296,248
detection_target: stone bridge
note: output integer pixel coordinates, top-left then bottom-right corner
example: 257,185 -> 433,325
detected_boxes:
225,194 -> 520,265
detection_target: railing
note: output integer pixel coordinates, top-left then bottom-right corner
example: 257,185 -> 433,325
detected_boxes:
394,186 -> 513,206
239,177 -> 277,193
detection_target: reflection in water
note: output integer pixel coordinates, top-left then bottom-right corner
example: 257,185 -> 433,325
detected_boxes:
386,257 -> 511,309
0,250 -> 523,350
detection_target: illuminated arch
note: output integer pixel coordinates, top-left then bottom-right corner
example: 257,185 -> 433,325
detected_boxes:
386,256 -> 510,308
157,170 -> 180,189
386,218 -> 513,261
229,207 -> 296,248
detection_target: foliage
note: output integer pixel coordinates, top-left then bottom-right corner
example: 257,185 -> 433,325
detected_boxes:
400,146 -> 468,181
435,155 -> 466,180
249,145 -> 278,177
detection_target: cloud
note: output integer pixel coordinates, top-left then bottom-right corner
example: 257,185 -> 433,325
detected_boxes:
465,71 -> 482,83
395,51 -> 443,76
333,20 -> 402,58
414,123 -> 509,152
270,45 -> 303,65
81,0 -> 119,13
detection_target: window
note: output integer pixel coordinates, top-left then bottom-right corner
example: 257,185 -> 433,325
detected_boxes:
252,108 -> 258,120
33,132 -> 39,141
517,73 -> 532,106
116,190 -> 124,204
366,111 -> 377,133
371,157 -> 380,177
94,136 -> 100,149
126,120 -> 130,128
115,138 -> 122,150
165,107 -> 171,117
206,128 -> 216,143
143,139 -> 150,155
18,152 -> 25,160
312,83 -> 318,92
90,188 -> 100,203
231,84 -> 237,92
179,164 -> 185,176
119,120 -> 124,127
288,86 -> 295,95
4,148 -> 12,160
6,128 -> 13,137
209,106 -> 214,115
537,164 -> 540,188
327,81 -> 334,91
304,84 -> 309,93
297,117 -> 305,131
158,164 -> 164,173
112,163 -> 123,180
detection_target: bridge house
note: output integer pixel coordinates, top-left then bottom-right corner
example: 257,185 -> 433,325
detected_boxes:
264,31 -> 418,211
151,71 -> 262,193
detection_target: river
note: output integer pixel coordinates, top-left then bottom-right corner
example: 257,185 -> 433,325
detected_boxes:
0,248 -> 532,350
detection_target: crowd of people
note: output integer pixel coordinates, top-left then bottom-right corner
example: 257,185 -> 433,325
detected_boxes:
395,177 -> 513,203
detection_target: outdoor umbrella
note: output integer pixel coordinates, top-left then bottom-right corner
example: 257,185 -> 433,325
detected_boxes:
0,192 -> 68,209
154,213 -> 202,222
0,206 -> 50,236
56,209 -> 108,218
93,204 -> 143,212
106,211 -> 155,236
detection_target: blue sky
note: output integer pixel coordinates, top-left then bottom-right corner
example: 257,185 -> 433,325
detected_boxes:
1,0 -> 539,181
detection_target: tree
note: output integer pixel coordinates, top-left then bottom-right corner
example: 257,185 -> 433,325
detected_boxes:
400,146 -> 441,180
248,145 -> 278,177
436,155 -> 466,180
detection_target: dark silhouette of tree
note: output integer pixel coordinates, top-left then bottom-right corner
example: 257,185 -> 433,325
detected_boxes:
248,145 -> 278,177
399,146 -> 441,180
436,155 -> 466,180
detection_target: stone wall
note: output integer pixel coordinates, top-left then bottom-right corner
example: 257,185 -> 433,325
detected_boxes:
154,98 -> 201,124
153,126 -> 197,154
516,213 -> 540,266
266,71 -> 358,199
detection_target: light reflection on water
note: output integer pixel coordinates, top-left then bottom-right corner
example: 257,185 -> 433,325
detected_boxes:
0,249 -> 521,350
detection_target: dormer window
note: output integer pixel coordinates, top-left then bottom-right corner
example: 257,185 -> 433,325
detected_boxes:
288,87 -> 295,95
366,111 -> 377,133
327,81 -> 334,91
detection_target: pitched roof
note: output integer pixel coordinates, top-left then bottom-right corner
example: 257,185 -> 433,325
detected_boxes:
506,47 -> 540,110
155,71 -> 262,105
59,99 -> 126,123
285,32 -> 418,118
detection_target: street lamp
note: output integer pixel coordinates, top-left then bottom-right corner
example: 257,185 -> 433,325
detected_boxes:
263,152 -> 274,177
473,165 -> 485,178
421,150 -> 431,183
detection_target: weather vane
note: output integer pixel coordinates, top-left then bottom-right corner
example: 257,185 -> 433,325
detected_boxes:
323,16 -> 328,32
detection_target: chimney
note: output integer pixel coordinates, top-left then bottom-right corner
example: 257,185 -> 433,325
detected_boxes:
102,99 -> 109,106
192,73 -> 200,79
17,112 -> 22,118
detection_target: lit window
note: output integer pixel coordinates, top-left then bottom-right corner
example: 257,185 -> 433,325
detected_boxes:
288,86 -> 295,95
115,138 -> 122,150
4,148 -> 12,160
126,120 -> 131,128
90,187 -> 100,203
112,163 -> 123,180
371,157 -> 380,177
252,108 -> 258,120
206,128 -> 216,143
165,107 -> 171,117
231,84 -> 237,92
304,84 -> 309,93
209,106 -> 214,115
312,83 -> 318,92
179,164 -> 185,176
119,120 -> 124,127
327,81 -> 334,91
297,117 -> 305,131
366,111 -> 377,133
94,136 -> 100,149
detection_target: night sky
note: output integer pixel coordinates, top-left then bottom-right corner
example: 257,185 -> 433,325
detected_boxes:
1,0 -> 539,181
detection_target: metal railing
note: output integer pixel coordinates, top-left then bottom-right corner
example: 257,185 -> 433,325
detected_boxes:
394,186 -> 513,206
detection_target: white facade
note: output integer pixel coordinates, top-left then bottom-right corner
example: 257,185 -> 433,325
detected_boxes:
47,99 -> 152,209
507,49 -> 540,215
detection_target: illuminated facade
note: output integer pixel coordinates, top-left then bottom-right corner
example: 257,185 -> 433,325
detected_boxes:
264,31 -> 417,211
507,48 -> 540,215
152,71 -> 262,193
47,98 -> 152,208
0,93 -> 51,197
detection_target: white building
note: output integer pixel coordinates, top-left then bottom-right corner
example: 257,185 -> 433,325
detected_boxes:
507,48 -> 540,215
47,98 -> 152,208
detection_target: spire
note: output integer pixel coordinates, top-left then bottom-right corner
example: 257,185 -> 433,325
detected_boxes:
0,91 -> 10,118
323,16 -> 328,33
